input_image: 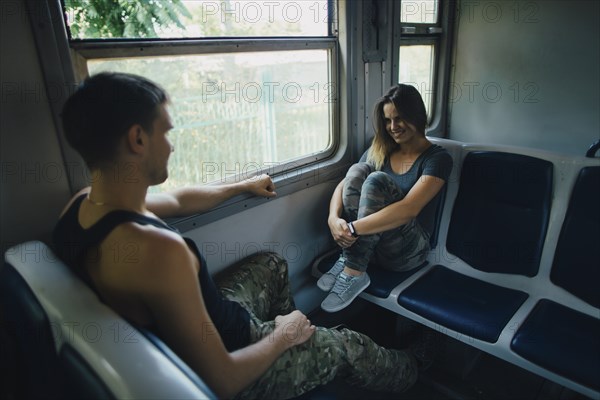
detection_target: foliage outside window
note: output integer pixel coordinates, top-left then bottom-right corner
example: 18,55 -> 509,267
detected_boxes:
65,0 -> 329,38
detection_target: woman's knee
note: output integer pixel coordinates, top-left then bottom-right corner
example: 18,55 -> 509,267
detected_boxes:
364,170 -> 393,186
362,171 -> 404,198
346,162 -> 373,180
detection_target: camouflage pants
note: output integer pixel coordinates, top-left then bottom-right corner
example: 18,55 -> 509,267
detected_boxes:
217,252 -> 417,400
342,162 -> 430,272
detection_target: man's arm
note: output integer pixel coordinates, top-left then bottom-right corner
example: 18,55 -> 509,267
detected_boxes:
137,231 -> 314,398
146,174 -> 276,218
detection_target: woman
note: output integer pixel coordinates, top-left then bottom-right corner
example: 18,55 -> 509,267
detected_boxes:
318,84 -> 453,312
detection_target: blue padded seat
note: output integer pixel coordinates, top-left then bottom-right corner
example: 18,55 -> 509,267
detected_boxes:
397,265 -> 529,342
0,263 -> 63,399
364,263 -> 427,298
511,300 -> 600,391
60,343 -> 115,400
140,329 -> 217,399
447,152 -> 553,276
4,241 -> 217,399
550,166 -> 600,308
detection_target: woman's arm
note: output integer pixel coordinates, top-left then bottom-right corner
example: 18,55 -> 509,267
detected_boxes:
327,180 -> 357,248
351,175 -> 446,236
146,174 -> 276,218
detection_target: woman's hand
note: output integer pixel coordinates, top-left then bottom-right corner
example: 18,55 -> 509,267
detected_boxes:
273,310 -> 316,349
328,216 -> 358,248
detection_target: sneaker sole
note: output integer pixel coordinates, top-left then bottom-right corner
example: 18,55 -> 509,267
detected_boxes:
321,275 -> 371,313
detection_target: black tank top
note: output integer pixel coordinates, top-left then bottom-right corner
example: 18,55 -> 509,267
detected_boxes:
52,194 -> 250,351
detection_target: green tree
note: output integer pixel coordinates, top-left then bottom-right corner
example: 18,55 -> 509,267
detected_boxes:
65,0 -> 191,39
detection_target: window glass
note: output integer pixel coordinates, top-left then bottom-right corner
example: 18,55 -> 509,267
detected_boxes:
65,0 -> 329,39
399,44 -> 435,118
400,0 -> 439,24
88,50 -> 332,190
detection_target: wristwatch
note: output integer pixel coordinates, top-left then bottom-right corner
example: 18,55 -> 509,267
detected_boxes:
348,221 -> 359,237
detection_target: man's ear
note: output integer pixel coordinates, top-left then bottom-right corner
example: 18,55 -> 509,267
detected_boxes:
126,124 -> 146,154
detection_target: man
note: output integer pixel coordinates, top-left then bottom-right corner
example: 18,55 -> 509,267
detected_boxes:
53,72 -> 419,399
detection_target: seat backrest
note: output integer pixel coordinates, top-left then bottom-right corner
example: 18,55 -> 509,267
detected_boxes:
3,241 -> 216,399
59,343 -> 115,400
447,151 -> 553,276
550,166 -> 600,308
0,262 -> 63,399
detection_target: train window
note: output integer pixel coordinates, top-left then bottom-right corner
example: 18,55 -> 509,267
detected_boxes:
86,50 -> 333,190
64,0 -> 329,39
61,0 -> 337,191
398,44 -> 435,116
396,0 -> 444,125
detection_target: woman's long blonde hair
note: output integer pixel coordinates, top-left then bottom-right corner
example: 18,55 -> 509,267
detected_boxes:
367,84 -> 428,170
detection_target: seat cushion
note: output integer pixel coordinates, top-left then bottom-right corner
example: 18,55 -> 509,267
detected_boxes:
511,300 -> 600,391
398,266 -> 528,342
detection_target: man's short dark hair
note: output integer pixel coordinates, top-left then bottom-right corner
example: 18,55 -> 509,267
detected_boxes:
62,72 -> 168,169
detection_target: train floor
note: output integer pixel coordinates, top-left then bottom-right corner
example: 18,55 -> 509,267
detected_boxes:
308,299 -> 591,400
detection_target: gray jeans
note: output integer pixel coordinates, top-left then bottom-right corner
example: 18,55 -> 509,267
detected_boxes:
342,163 -> 430,272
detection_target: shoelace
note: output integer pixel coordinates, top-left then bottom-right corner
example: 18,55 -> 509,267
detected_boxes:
331,274 -> 355,295
327,258 -> 345,277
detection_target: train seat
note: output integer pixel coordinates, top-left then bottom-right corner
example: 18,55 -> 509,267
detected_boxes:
0,258 -> 63,399
445,151 -> 553,277
511,300 -> 600,392
311,140 -> 599,396
2,241 -> 216,399
397,151 -> 553,342
398,265 -> 529,342
350,143 -> 599,398
548,166 -> 600,309
59,342 -> 116,399
510,166 -> 600,392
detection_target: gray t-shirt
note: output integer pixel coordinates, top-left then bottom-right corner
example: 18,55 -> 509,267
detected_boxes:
359,144 -> 453,193
359,144 -> 453,239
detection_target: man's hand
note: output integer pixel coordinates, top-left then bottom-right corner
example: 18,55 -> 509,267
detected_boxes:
328,216 -> 358,248
244,174 -> 277,198
273,310 -> 315,349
